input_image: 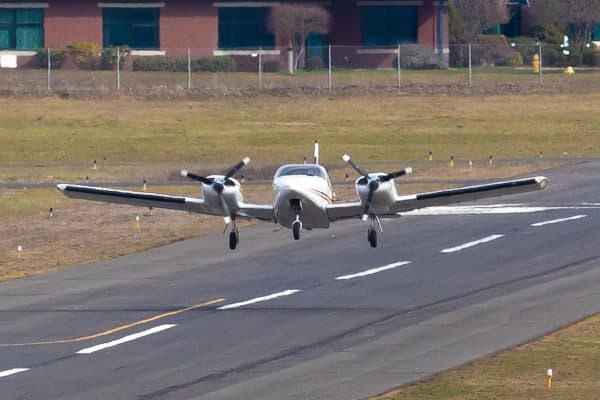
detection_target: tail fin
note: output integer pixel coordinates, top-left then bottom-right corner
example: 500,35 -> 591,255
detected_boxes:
313,138 -> 319,165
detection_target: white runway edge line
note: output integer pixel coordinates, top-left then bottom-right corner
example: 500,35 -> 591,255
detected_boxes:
218,289 -> 300,310
335,261 -> 412,280
77,324 -> 176,355
531,214 -> 587,227
441,234 -> 505,254
0,368 -> 29,378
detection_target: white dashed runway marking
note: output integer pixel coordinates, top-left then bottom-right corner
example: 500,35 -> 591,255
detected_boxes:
531,215 -> 587,227
77,324 -> 177,354
335,261 -> 412,280
217,290 -> 301,310
441,234 -> 505,254
0,368 -> 29,378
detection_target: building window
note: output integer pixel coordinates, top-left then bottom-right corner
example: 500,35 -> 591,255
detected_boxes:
593,23 -> 600,41
360,6 -> 418,46
103,8 -> 159,49
218,7 -> 274,49
0,9 -> 44,50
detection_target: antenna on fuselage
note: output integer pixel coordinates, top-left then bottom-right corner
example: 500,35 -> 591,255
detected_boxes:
313,138 -> 319,165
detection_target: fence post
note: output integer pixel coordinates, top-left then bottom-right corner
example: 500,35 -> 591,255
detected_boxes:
468,42 -> 472,87
397,43 -> 401,89
539,42 -> 543,86
187,48 -> 192,90
47,47 -> 51,92
328,45 -> 332,90
258,47 -> 263,90
116,47 -> 121,91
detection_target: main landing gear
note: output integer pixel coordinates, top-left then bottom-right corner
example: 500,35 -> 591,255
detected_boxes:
367,215 -> 382,248
227,220 -> 239,250
292,216 -> 302,241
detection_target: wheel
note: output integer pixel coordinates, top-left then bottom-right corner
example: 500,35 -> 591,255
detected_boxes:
292,221 -> 301,240
229,231 -> 238,250
368,229 -> 377,248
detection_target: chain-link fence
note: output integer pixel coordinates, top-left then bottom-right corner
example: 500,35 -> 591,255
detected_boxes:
0,42 -> 598,96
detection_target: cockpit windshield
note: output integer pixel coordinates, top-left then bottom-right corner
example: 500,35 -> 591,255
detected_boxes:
275,165 -> 328,179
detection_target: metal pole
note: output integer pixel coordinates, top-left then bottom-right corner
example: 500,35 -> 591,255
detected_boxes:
258,47 -> 263,90
116,47 -> 121,91
468,42 -> 472,87
397,44 -> 401,89
47,47 -> 51,92
539,42 -> 543,86
187,48 -> 191,90
328,45 -> 332,90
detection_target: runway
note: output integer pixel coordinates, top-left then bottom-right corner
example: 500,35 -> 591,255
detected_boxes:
2,161 -> 600,400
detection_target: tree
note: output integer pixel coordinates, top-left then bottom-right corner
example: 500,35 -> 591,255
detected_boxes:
530,0 -> 600,56
267,3 -> 331,71
452,0 -> 511,43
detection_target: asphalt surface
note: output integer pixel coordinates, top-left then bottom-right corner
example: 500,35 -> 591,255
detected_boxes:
1,161 -> 600,400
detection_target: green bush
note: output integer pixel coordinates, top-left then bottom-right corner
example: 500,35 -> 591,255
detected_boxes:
66,41 -> 100,69
531,23 -> 567,48
510,36 -> 539,64
505,52 -> 524,66
100,46 -> 131,70
132,56 -> 177,72
35,48 -> 67,69
196,56 -> 236,72
262,60 -> 280,73
304,57 -> 324,71
582,49 -> 600,66
542,46 -> 562,66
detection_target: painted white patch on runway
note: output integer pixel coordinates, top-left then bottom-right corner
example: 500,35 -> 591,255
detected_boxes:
401,204 -> 600,216
531,215 -> 587,227
335,261 -> 412,280
217,289 -> 300,310
441,234 -> 504,253
0,368 -> 29,378
76,324 -> 176,354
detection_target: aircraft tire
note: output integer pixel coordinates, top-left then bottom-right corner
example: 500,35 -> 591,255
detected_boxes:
229,231 -> 238,250
292,221 -> 301,240
368,229 -> 377,248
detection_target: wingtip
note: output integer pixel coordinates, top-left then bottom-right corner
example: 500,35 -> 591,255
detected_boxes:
56,183 -> 67,191
342,154 -> 351,162
180,170 -> 188,177
536,176 -> 549,189
405,167 -> 413,175
242,157 -> 251,165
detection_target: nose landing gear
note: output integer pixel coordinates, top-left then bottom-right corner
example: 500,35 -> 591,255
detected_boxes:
367,215 -> 382,248
292,215 -> 302,240
228,220 -> 239,250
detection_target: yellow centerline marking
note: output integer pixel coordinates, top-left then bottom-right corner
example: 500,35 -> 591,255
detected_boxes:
0,298 -> 225,347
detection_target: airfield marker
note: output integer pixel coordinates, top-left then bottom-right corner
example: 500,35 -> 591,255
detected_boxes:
16,245 -> 22,260
92,159 -> 97,170
143,178 -> 147,191
135,215 -> 140,232
540,150 -> 544,159
468,160 -> 473,171
488,155 -> 493,166
48,207 -> 53,218
547,368 -> 553,389
428,151 -> 432,161
450,155 -> 454,168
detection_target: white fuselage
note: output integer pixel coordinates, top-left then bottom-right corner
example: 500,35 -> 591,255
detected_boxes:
272,164 -> 333,229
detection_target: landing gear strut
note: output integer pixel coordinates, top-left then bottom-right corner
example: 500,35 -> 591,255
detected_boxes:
367,215 -> 382,248
228,220 -> 239,250
292,215 -> 302,241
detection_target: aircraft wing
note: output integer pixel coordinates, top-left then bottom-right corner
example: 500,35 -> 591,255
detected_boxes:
56,184 -> 219,215
237,203 -> 275,221
327,176 -> 548,221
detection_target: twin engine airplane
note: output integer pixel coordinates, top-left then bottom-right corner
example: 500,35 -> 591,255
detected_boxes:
57,140 -> 548,250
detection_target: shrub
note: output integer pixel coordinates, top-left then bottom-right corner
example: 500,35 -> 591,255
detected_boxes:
531,23 -> 567,48
35,48 -> 67,69
542,46 -> 562,66
100,46 -> 131,70
132,56 -> 177,72
582,49 -> 600,66
262,60 -> 280,72
510,36 -> 539,64
505,52 -> 524,66
305,57 -> 324,71
394,44 -> 447,70
66,41 -> 100,69
471,35 -> 520,66
196,56 -> 236,72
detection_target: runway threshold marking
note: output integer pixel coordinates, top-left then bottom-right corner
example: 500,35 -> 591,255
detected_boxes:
217,290 -> 300,310
77,324 -> 176,354
0,298 -> 224,347
0,368 -> 29,378
441,234 -> 505,254
531,214 -> 587,227
335,261 -> 412,280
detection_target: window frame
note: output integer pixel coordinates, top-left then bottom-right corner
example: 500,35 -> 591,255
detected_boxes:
102,7 -> 160,50
217,6 -> 275,50
360,5 -> 418,47
0,8 -> 44,51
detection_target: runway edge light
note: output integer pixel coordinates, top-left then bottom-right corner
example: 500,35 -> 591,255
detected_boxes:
547,368 -> 553,389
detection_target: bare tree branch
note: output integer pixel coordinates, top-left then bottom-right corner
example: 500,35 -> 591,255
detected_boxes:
453,0 -> 511,42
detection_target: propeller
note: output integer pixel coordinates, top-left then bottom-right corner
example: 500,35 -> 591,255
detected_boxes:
181,157 -> 250,224
342,154 -> 412,222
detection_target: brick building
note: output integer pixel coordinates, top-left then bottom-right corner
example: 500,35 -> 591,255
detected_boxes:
0,1 -> 450,67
